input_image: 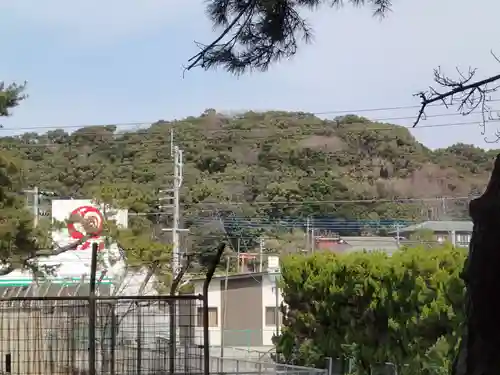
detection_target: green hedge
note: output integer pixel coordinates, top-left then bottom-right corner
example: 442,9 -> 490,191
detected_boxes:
275,245 -> 466,375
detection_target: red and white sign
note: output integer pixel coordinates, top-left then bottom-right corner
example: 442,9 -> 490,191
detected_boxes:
67,205 -> 105,251
51,199 -> 128,256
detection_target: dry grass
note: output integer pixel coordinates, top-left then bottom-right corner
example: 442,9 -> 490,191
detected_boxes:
298,135 -> 346,152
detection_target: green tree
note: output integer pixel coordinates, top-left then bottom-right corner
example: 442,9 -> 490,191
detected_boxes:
276,246 -> 465,374
0,81 -> 171,281
0,82 -> 26,116
0,82 -> 60,276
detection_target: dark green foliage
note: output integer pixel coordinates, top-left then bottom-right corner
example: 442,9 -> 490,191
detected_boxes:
0,82 -> 26,116
0,82 -> 52,275
276,246 -> 466,374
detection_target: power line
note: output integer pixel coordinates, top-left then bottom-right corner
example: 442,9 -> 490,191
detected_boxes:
1,103 -> 499,134
186,219 -> 459,228
58,196 -> 470,217
178,196 -> 474,207
311,98 -> 500,115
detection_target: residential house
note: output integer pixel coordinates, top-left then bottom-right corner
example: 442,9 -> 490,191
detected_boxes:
391,220 -> 473,247
189,271 -> 282,349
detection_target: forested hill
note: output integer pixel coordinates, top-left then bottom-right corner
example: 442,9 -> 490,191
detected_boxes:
3,110 -> 496,242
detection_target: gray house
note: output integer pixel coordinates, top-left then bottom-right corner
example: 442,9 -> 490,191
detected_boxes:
391,220 -> 473,247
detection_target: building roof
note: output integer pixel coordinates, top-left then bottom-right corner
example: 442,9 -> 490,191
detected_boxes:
190,271 -> 274,283
392,220 -> 473,233
316,236 -> 399,253
341,236 -> 399,253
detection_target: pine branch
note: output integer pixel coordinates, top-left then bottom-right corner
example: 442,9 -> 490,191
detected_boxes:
0,235 -> 91,276
185,0 -> 392,75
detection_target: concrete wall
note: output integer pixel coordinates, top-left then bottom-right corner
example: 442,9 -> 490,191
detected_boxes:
261,275 -> 283,346
0,307 -> 75,375
194,280 -> 221,346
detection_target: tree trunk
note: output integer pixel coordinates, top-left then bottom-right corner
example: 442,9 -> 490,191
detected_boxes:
452,154 -> 500,375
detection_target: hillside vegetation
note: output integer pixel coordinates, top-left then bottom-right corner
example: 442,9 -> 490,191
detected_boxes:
3,110 -> 495,263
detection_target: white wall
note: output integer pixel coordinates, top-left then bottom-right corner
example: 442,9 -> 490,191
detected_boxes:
261,275 -> 283,346
194,281 -> 222,346
49,200 -> 127,280
0,199 -> 129,284
51,200 -> 162,296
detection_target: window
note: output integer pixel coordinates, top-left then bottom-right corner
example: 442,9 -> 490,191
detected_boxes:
265,306 -> 282,326
197,307 -> 218,327
456,234 -> 471,246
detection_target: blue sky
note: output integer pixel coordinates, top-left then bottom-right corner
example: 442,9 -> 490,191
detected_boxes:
0,0 -> 499,149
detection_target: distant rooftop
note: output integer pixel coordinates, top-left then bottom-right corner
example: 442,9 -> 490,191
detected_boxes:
190,272 -> 274,283
341,236 -> 399,253
392,220 -> 473,233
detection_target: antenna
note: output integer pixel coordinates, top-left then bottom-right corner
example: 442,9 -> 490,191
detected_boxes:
170,129 -> 174,157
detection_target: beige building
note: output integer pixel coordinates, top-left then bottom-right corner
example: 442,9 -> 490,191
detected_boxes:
190,271 -> 282,348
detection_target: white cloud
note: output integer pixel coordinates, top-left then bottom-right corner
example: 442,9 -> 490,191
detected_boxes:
0,0 -> 200,43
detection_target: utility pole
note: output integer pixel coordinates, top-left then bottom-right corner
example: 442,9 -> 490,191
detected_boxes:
23,186 -> 39,228
236,238 -> 241,273
441,197 -> 447,218
395,222 -> 401,248
311,228 -> 315,253
23,188 -> 58,228
33,186 -> 39,228
305,217 -> 310,251
161,132 -> 188,279
259,237 -> 264,272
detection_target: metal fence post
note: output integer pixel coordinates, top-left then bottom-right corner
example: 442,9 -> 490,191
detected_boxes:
110,308 -> 116,375
169,300 -> 176,375
325,357 -> 333,375
203,243 -> 226,375
137,301 -> 142,375
5,353 -> 11,374
88,242 -> 98,375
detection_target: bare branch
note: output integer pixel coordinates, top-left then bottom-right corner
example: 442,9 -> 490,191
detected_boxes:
491,49 -> 500,64
414,54 -> 500,135
0,234 -> 93,277
170,254 -> 194,294
115,254 -> 194,330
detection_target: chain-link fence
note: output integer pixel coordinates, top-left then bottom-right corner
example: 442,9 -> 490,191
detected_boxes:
0,295 -> 204,375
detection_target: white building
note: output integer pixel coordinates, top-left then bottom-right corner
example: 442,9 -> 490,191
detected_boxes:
189,270 -> 283,348
0,199 -> 157,296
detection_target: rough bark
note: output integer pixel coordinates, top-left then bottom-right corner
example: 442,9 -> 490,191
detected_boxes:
453,154 -> 500,375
